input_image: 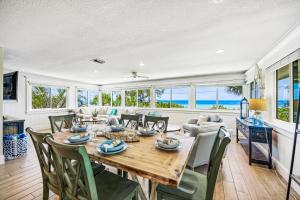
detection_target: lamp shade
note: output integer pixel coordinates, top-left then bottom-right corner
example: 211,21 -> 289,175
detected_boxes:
249,98 -> 267,111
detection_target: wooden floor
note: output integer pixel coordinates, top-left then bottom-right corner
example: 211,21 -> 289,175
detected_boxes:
0,136 -> 299,200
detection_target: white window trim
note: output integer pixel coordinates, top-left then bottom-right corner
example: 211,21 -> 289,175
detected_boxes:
27,82 -> 69,114
76,88 -> 100,108
194,85 -> 243,111
111,90 -> 122,107
154,87 -> 190,109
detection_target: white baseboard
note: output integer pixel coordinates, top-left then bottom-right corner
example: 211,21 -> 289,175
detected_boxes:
0,155 -> 5,165
254,143 -> 300,195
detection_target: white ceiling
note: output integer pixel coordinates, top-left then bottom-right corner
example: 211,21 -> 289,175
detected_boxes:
1,0 -> 300,85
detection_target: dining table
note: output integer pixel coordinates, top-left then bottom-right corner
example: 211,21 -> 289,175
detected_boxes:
53,130 -> 195,200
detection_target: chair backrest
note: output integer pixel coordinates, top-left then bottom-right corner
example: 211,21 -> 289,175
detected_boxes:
48,114 -> 76,133
144,115 -> 169,133
205,126 -> 231,200
45,136 -> 98,200
120,114 -> 140,130
26,127 -> 60,195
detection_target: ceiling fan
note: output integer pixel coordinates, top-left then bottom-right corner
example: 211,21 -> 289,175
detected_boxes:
127,71 -> 149,79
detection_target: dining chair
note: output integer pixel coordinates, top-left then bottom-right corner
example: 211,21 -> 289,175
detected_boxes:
26,128 -> 106,200
48,114 -> 76,133
120,114 -> 140,130
144,115 -> 169,133
26,127 -> 61,200
156,126 -> 231,200
44,136 -> 139,200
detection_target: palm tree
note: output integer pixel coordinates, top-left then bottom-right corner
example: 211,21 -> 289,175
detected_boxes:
226,86 -> 243,96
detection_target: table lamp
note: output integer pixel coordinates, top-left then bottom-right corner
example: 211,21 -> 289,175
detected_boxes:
249,98 -> 267,125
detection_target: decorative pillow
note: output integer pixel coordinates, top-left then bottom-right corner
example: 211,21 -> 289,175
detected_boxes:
208,114 -> 221,122
197,115 -> 208,125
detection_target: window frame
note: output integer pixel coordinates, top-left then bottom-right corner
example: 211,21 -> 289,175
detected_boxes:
194,84 -> 243,110
112,90 -> 122,107
125,89 -> 138,107
30,83 -> 69,111
76,88 -> 100,108
275,59 -> 300,123
101,90 -> 112,107
137,88 -> 151,108
154,86 -> 189,109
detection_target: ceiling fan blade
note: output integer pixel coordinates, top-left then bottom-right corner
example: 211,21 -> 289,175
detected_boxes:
137,75 -> 149,79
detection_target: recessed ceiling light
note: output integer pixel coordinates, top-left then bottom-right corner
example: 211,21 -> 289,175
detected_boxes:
212,0 -> 224,4
139,62 -> 145,67
216,49 -> 225,54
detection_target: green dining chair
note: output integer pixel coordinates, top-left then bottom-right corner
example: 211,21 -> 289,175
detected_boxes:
44,135 -> 139,200
120,114 -> 140,130
144,115 -> 169,133
48,114 -> 76,133
26,128 -> 106,200
156,126 -> 231,200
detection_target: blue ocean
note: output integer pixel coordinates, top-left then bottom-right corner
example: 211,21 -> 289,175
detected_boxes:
157,100 -> 241,109
277,100 -> 289,108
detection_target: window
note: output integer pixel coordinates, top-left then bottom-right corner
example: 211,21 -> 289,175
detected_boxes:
112,91 -> 121,107
102,92 -> 112,106
293,59 -> 300,122
196,86 -> 242,110
77,89 -> 88,107
250,81 -> 260,98
32,85 -> 66,109
155,88 -> 171,108
218,86 -> 242,110
171,87 -> 189,108
88,90 -> 99,106
125,90 -> 137,107
77,89 -> 99,107
155,87 -> 189,108
138,89 -> 151,107
276,65 -> 290,122
196,87 -> 217,109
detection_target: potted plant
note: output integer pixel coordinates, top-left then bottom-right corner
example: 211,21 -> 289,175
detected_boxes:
92,109 -> 99,120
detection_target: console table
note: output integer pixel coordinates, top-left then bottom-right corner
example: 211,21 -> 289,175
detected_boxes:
236,118 -> 273,169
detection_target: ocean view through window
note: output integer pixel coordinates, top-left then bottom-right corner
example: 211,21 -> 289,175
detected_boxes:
196,86 -> 242,110
155,87 -> 188,108
276,65 -> 290,122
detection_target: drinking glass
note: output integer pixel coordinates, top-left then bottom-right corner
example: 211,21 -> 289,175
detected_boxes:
157,120 -> 166,139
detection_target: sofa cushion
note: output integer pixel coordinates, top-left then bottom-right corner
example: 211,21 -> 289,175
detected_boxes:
196,115 -> 208,125
208,114 -> 221,122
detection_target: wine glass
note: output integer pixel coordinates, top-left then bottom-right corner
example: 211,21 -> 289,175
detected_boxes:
130,121 -> 138,131
157,120 -> 166,139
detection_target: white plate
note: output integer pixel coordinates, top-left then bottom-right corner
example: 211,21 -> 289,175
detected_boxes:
97,144 -> 128,155
155,141 -> 182,151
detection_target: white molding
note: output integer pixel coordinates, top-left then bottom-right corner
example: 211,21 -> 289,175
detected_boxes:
0,155 -> 4,165
254,143 -> 300,195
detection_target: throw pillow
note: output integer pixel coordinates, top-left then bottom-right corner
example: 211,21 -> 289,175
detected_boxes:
208,114 -> 221,122
197,115 -> 208,125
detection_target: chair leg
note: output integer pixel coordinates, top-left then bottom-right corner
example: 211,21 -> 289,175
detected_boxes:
42,179 -> 49,200
123,171 -> 128,178
117,169 -> 122,176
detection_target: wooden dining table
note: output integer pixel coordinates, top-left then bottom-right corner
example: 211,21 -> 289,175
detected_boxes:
53,131 -> 195,200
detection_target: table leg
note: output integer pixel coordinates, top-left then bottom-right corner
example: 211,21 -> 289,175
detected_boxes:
249,136 -> 252,165
236,128 -> 239,142
149,182 -> 158,200
148,180 -> 152,198
130,174 -> 148,200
